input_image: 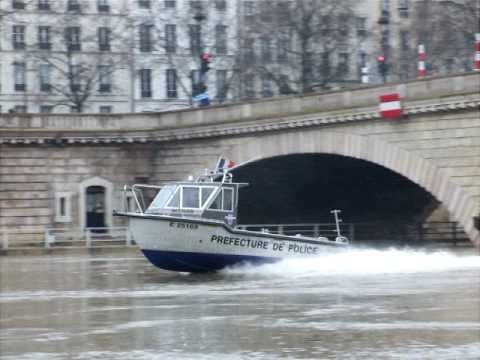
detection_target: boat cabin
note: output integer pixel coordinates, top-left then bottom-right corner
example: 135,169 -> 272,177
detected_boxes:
136,175 -> 248,224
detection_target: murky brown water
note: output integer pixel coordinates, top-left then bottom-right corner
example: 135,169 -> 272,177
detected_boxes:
1,248 -> 479,359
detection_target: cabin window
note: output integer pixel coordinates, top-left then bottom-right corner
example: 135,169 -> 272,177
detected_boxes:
209,191 -> 222,210
182,187 -> 199,208
149,185 -> 176,211
150,185 -> 219,211
167,188 -> 181,208
201,187 -> 214,206
208,188 -> 234,211
223,188 -> 233,211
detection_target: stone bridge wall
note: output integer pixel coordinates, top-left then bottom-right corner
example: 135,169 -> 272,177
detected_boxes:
1,73 -> 479,246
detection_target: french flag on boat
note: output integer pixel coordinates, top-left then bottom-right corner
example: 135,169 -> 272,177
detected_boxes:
379,93 -> 403,119
216,156 -> 236,173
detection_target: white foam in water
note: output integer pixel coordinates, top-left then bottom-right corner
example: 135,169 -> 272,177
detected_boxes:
222,248 -> 480,277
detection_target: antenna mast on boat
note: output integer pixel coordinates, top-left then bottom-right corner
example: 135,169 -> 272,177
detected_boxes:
330,209 -> 349,243
331,209 -> 343,237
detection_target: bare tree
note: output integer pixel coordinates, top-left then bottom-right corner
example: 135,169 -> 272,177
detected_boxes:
26,7 -> 131,113
3,3 -> 129,112
407,0 -> 478,77
235,0 -> 364,98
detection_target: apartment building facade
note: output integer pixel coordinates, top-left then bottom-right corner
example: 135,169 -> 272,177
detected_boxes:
0,0 -> 474,114
0,0 -> 239,113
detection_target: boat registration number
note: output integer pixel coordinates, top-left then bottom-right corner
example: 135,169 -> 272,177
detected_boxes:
169,221 -> 199,229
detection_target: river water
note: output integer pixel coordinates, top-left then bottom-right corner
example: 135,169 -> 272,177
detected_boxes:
0,248 -> 479,359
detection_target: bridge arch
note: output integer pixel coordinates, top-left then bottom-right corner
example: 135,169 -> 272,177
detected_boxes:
224,130 -> 479,246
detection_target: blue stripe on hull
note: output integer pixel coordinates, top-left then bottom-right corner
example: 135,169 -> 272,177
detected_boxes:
141,249 -> 278,273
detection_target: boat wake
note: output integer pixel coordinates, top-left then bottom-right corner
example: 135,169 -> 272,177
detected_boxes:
221,248 -> 480,277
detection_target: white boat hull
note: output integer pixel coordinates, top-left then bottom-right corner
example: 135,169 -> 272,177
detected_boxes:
127,214 -> 347,272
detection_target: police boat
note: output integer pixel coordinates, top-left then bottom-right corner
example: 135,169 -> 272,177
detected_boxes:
115,168 -> 349,273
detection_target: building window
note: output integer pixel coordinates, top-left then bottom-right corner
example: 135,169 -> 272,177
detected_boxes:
55,192 -> 72,223
98,27 -> 111,51
260,1 -> 273,23
244,1 -> 254,23
38,0 -> 50,10
320,52 -> 331,78
65,27 -> 81,51
165,24 -> 176,53
356,17 -> 366,37
190,1 -> 202,10
12,0 -> 25,10
215,25 -> 227,54
261,74 -> 272,97
139,24 -> 153,52
216,70 -> 227,102
400,30 -> 409,51
165,0 -> 175,7
166,69 -> 177,98
139,69 -> 152,98
70,65 -> 81,92
13,62 -> 26,91
382,0 -> 390,13
189,24 -> 201,55
38,26 -> 51,50
98,65 -> 112,92
215,0 -> 226,10
338,53 -> 350,75
97,0 -> 109,12
99,106 -> 112,113
244,74 -> 255,98
40,105 -> 53,113
243,38 -> 255,64
98,66 -> 112,93
277,37 -> 288,63
12,25 -> 26,50
39,64 -> 51,92
398,0 -> 409,18
14,105 -> 27,113
67,0 -> 80,12
138,0 -> 150,9
278,74 -> 290,94
260,37 -> 272,63
339,14 -> 350,37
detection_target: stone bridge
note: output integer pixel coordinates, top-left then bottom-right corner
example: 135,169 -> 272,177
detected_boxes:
1,73 -> 479,246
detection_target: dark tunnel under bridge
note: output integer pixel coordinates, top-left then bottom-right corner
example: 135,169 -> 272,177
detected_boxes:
231,154 -> 466,246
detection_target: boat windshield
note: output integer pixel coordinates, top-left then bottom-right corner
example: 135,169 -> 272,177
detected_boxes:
146,184 -> 220,213
146,185 -> 177,212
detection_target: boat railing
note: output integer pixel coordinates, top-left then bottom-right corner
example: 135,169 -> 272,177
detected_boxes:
237,223 -> 353,240
237,221 -> 470,245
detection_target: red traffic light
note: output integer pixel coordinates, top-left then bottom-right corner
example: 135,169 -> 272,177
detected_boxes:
377,55 -> 385,62
201,52 -> 211,61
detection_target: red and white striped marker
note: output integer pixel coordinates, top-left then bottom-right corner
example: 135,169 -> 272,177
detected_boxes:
418,44 -> 426,78
475,33 -> 480,71
379,93 -> 402,119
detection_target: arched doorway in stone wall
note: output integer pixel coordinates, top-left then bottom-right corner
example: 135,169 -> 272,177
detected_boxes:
86,186 -> 106,229
79,177 -> 113,230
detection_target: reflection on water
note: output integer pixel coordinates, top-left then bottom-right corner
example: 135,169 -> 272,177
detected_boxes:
0,248 -> 479,359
